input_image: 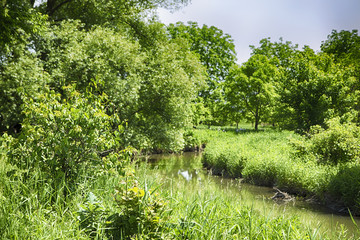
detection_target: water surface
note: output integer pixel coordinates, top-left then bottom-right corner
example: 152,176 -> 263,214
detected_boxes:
141,152 -> 359,237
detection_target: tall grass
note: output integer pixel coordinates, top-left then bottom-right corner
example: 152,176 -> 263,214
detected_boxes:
199,126 -> 360,214
136,158 -> 356,239
1,125 -> 359,239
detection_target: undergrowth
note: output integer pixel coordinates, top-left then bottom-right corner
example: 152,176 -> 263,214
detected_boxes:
200,122 -> 360,215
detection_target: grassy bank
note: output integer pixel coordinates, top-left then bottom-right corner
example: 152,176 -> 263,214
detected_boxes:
1,122 -> 360,239
197,125 -> 360,215
1,144 -> 357,239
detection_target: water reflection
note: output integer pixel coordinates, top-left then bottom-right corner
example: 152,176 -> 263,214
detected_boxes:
177,170 -> 192,181
141,152 -> 360,237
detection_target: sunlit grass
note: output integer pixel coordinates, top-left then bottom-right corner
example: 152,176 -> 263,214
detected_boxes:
136,159 -> 357,239
1,129 -> 359,239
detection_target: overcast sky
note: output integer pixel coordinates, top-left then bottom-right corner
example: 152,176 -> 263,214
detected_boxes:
157,0 -> 360,63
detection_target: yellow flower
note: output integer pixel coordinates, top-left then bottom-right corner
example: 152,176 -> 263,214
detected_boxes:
129,187 -> 145,197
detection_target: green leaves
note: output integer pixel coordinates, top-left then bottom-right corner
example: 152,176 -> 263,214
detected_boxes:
167,21 -> 237,125
225,55 -> 278,130
8,85 -> 120,185
298,118 -> 360,165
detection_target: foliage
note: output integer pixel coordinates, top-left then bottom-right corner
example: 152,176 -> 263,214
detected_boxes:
291,118 -> 360,165
35,0 -> 190,27
249,37 -> 299,68
0,0 -> 47,54
276,48 -> 349,131
33,20 -> 205,151
321,29 -> 360,123
77,192 -> 107,237
321,29 -> 360,65
225,55 -> 278,130
129,36 -> 205,151
199,127 -> 360,214
107,168 -> 168,239
7,85 -> 120,187
250,36 -> 358,131
328,164 -> 360,214
0,46 -> 49,133
200,128 -> 333,196
167,21 -> 237,125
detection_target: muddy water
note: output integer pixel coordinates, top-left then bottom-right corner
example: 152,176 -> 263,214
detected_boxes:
143,152 -> 360,237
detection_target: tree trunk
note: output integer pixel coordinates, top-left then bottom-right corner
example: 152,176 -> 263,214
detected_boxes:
254,107 -> 259,131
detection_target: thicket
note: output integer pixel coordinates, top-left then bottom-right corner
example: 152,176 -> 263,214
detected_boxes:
200,121 -> 360,215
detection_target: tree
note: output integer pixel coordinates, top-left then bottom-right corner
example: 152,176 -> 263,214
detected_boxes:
33,20 -> 205,151
321,30 -> 360,123
167,21 -> 237,125
223,65 -> 245,129
321,29 -> 360,64
250,37 -> 299,68
32,0 -> 190,32
276,47 -> 350,131
8,85 -> 120,189
0,0 -> 42,52
226,55 -> 277,130
0,44 -> 49,133
250,36 -> 357,131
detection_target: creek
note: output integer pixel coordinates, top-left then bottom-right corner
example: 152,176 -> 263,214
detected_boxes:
141,152 -> 359,237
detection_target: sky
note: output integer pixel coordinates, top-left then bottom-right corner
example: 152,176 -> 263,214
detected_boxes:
157,0 -> 360,64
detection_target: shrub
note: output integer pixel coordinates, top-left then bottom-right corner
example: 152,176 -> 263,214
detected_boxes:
7,85 -> 120,187
106,168 -> 168,239
292,118 -> 360,165
78,192 -> 107,238
328,164 -> 360,214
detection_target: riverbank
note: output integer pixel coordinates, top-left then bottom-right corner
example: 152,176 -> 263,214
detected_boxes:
190,126 -> 360,216
1,126 -> 359,239
138,153 -> 359,239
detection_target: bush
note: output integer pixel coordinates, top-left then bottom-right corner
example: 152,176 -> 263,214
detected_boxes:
106,168 -> 168,239
328,164 -> 360,214
292,118 -> 360,165
7,85 -> 120,187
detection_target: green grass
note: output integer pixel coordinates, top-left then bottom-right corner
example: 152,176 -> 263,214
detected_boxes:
136,157 -> 357,239
198,126 -> 360,215
1,126 -> 359,239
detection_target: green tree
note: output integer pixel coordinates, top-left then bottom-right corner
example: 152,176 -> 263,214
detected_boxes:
277,47 -> 350,131
223,65 -> 245,129
34,20 -> 205,151
35,0 -> 190,20
226,55 -> 277,130
321,30 -> 360,123
250,36 -> 356,131
0,44 -> 49,133
0,0 -> 46,54
321,30 -> 360,65
250,37 -> 299,68
167,21 -> 237,126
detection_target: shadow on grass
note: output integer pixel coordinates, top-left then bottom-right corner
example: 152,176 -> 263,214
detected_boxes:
327,164 -> 360,216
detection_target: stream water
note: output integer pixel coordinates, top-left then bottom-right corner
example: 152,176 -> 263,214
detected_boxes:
142,152 -> 360,237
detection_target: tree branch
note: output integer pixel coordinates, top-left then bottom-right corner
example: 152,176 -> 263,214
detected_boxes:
47,0 -> 72,17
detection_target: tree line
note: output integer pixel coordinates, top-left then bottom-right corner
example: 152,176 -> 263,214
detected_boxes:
166,21 -> 360,132
1,0 -> 359,151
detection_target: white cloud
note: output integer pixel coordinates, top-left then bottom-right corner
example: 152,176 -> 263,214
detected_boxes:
158,0 -> 360,63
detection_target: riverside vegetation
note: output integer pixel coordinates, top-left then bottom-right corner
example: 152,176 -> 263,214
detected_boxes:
199,122 -> 360,216
1,0 -> 360,239
1,130 -> 360,239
